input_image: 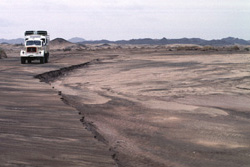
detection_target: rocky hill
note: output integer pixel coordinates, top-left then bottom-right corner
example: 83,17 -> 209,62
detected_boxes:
50,38 -> 86,51
78,37 -> 250,46
50,38 -> 75,50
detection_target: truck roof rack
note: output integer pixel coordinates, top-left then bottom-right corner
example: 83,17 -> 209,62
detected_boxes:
25,30 -> 48,36
37,31 -> 48,36
25,31 -> 35,36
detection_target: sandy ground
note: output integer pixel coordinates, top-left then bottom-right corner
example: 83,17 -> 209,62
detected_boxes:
1,44 -> 250,167
48,48 -> 250,167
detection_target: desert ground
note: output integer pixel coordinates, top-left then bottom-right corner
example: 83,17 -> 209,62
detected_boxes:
1,42 -> 250,167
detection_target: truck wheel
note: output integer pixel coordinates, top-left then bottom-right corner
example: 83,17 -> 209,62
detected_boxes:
45,54 -> 48,63
21,57 -> 26,64
40,57 -> 45,64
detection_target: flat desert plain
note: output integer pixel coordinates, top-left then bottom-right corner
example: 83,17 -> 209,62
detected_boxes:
1,44 -> 250,167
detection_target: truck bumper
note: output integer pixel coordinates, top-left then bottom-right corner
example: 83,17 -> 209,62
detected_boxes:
20,50 -> 44,58
20,54 -> 44,58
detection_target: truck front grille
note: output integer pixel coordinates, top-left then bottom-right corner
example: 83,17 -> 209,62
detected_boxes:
27,47 -> 37,53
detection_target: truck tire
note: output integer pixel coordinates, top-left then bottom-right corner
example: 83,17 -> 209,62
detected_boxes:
21,57 -> 26,64
40,57 -> 45,64
46,53 -> 49,63
45,53 -> 48,63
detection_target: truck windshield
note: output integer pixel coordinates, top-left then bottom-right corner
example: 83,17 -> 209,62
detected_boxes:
26,40 -> 41,46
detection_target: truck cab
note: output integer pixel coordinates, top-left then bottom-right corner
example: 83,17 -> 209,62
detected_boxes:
20,30 -> 50,64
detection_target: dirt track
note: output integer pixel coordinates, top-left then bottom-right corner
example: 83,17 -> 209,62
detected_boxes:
1,46 -> 250,167
0,54 -> 116,167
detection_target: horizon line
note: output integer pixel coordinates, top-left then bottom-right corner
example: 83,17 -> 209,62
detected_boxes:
0,36 -> 250,41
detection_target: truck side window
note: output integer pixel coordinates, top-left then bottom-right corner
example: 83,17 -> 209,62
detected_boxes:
42,39 -> 46,45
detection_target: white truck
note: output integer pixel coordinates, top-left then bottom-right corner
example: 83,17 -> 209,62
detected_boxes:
20,30 -> 50,64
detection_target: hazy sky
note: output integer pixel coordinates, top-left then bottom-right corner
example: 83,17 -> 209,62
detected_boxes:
0,0 -> 249,40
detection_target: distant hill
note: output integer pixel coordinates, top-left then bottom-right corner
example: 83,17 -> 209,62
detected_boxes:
50,38 -> 74,50
68,37 -> 85,43
50,38 -> 72,45
1,37 -> 250,46
0,38 -> 23,44
78,37 -> 250,46
50,38 -> 87,50
221,37 -> 250,45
